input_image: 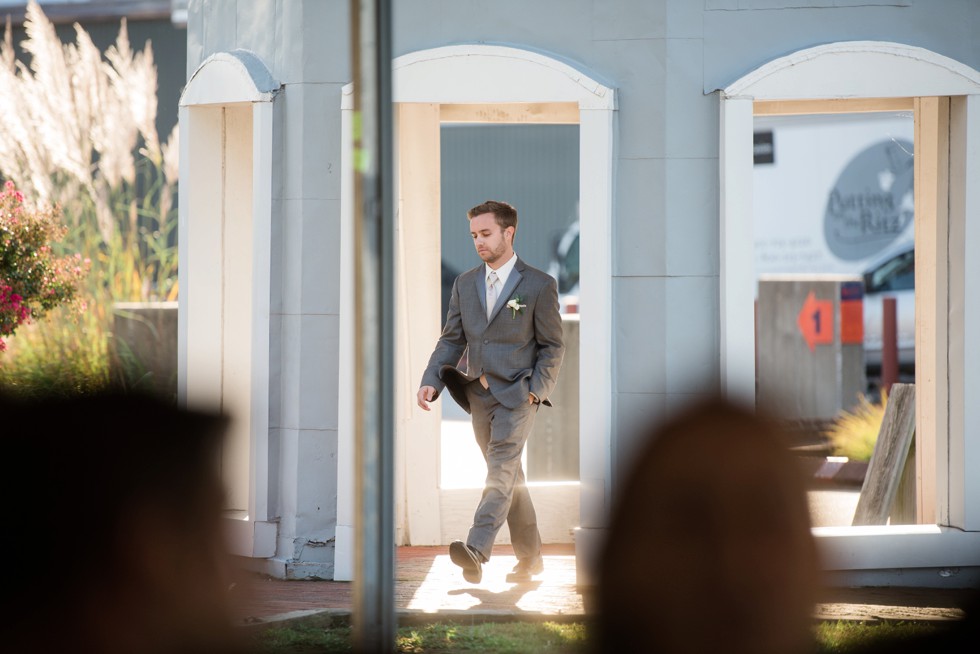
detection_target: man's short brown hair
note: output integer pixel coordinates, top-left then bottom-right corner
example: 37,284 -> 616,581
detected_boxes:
467,200 -> 518,233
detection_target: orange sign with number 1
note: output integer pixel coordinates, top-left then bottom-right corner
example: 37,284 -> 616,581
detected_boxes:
797,291 -> 833,352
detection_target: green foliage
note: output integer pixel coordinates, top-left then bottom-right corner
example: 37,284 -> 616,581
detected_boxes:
80,154 -> 180,304
825,392 -> 887,462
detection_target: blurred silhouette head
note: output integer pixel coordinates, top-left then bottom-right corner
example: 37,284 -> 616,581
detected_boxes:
1,390 -> 238,654
596,397 -> 820,654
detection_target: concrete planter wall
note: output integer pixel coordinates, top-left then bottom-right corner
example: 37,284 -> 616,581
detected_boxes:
110,302 -> 178,400
804,457 -> 869,487
528,315 -> 580,481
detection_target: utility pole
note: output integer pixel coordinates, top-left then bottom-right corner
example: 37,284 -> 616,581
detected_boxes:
350,0 -> 396,651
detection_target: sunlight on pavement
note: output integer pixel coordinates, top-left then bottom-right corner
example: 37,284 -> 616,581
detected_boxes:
405,554 -> 582,614
807,489 -> 860,527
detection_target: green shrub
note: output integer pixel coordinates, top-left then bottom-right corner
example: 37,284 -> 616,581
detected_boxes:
0,183 -> 88,351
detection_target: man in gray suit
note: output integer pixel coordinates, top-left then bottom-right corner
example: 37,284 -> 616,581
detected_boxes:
417,200 -> 565,584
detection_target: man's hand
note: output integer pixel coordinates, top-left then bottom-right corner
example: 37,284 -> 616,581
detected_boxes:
529,392 -> 539,405
418,386 -> 437,411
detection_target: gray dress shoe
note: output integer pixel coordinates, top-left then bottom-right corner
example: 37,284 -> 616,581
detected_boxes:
449,540 -> 483,584
506,555 -> 544,582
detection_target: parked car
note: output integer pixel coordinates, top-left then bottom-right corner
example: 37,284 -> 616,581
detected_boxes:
862,242 -> 915,369
547,220 -> 580,314
550,218 -> 913,369
441,260 -> 460,318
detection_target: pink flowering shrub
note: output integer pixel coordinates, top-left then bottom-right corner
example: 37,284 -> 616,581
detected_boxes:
0,181 -> 89,351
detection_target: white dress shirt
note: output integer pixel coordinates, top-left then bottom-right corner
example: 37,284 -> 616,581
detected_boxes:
486,252 -> 518,296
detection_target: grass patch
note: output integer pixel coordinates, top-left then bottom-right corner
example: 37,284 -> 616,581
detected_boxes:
246,619 -> 944,653
248,621 -> 589,653
814,620 -> 941,652
252,622 -> 353,653
0,301 -> 110,397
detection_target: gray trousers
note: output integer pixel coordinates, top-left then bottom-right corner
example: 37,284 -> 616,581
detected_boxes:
464,381 -> 542,562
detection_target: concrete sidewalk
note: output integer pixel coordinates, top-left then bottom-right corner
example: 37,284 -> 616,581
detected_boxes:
229,544 -> 973,628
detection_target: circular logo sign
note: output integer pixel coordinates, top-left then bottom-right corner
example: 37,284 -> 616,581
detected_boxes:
823,139 -> 914,261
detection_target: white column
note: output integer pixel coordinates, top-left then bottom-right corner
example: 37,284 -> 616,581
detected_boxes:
182,106 -> 224,414
949,94 -> 980,531
250,101 -> 274,524
394,103 -> 443,546
220,104 -> 254,516
961,94 -> 980,531
719,96 -> 756,408
177,105 -> 191,406
575,106 -> 615,582
914,96 -> 950,526
335,89 -> 356,580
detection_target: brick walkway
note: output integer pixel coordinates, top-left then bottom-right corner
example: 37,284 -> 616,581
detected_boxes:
230,544 -> 973,627
232,545 -> 970,625
230,544 -> 582,625
816,586 -> 972,623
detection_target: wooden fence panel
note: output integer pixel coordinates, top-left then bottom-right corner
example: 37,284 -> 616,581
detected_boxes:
852,383 -> 916,526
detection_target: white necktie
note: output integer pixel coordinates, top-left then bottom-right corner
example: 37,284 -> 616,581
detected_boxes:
486,271 -> 498,319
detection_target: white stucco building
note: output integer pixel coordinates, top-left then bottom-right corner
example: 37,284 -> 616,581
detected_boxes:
178,0 -> 980,587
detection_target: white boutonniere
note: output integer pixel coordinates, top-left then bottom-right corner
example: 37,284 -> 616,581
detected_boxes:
506,295 -> 526,318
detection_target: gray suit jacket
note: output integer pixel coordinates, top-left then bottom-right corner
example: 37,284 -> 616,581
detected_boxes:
420,257 -> 565,413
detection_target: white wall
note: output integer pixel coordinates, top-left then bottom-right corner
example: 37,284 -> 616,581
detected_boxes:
184,0 -> 980,581
186,1 -> 349,579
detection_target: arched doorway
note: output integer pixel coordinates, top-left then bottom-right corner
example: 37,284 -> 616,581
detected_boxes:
719,41 -> 980,583
335,45 -> 616,580
178,51 -> 279,558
